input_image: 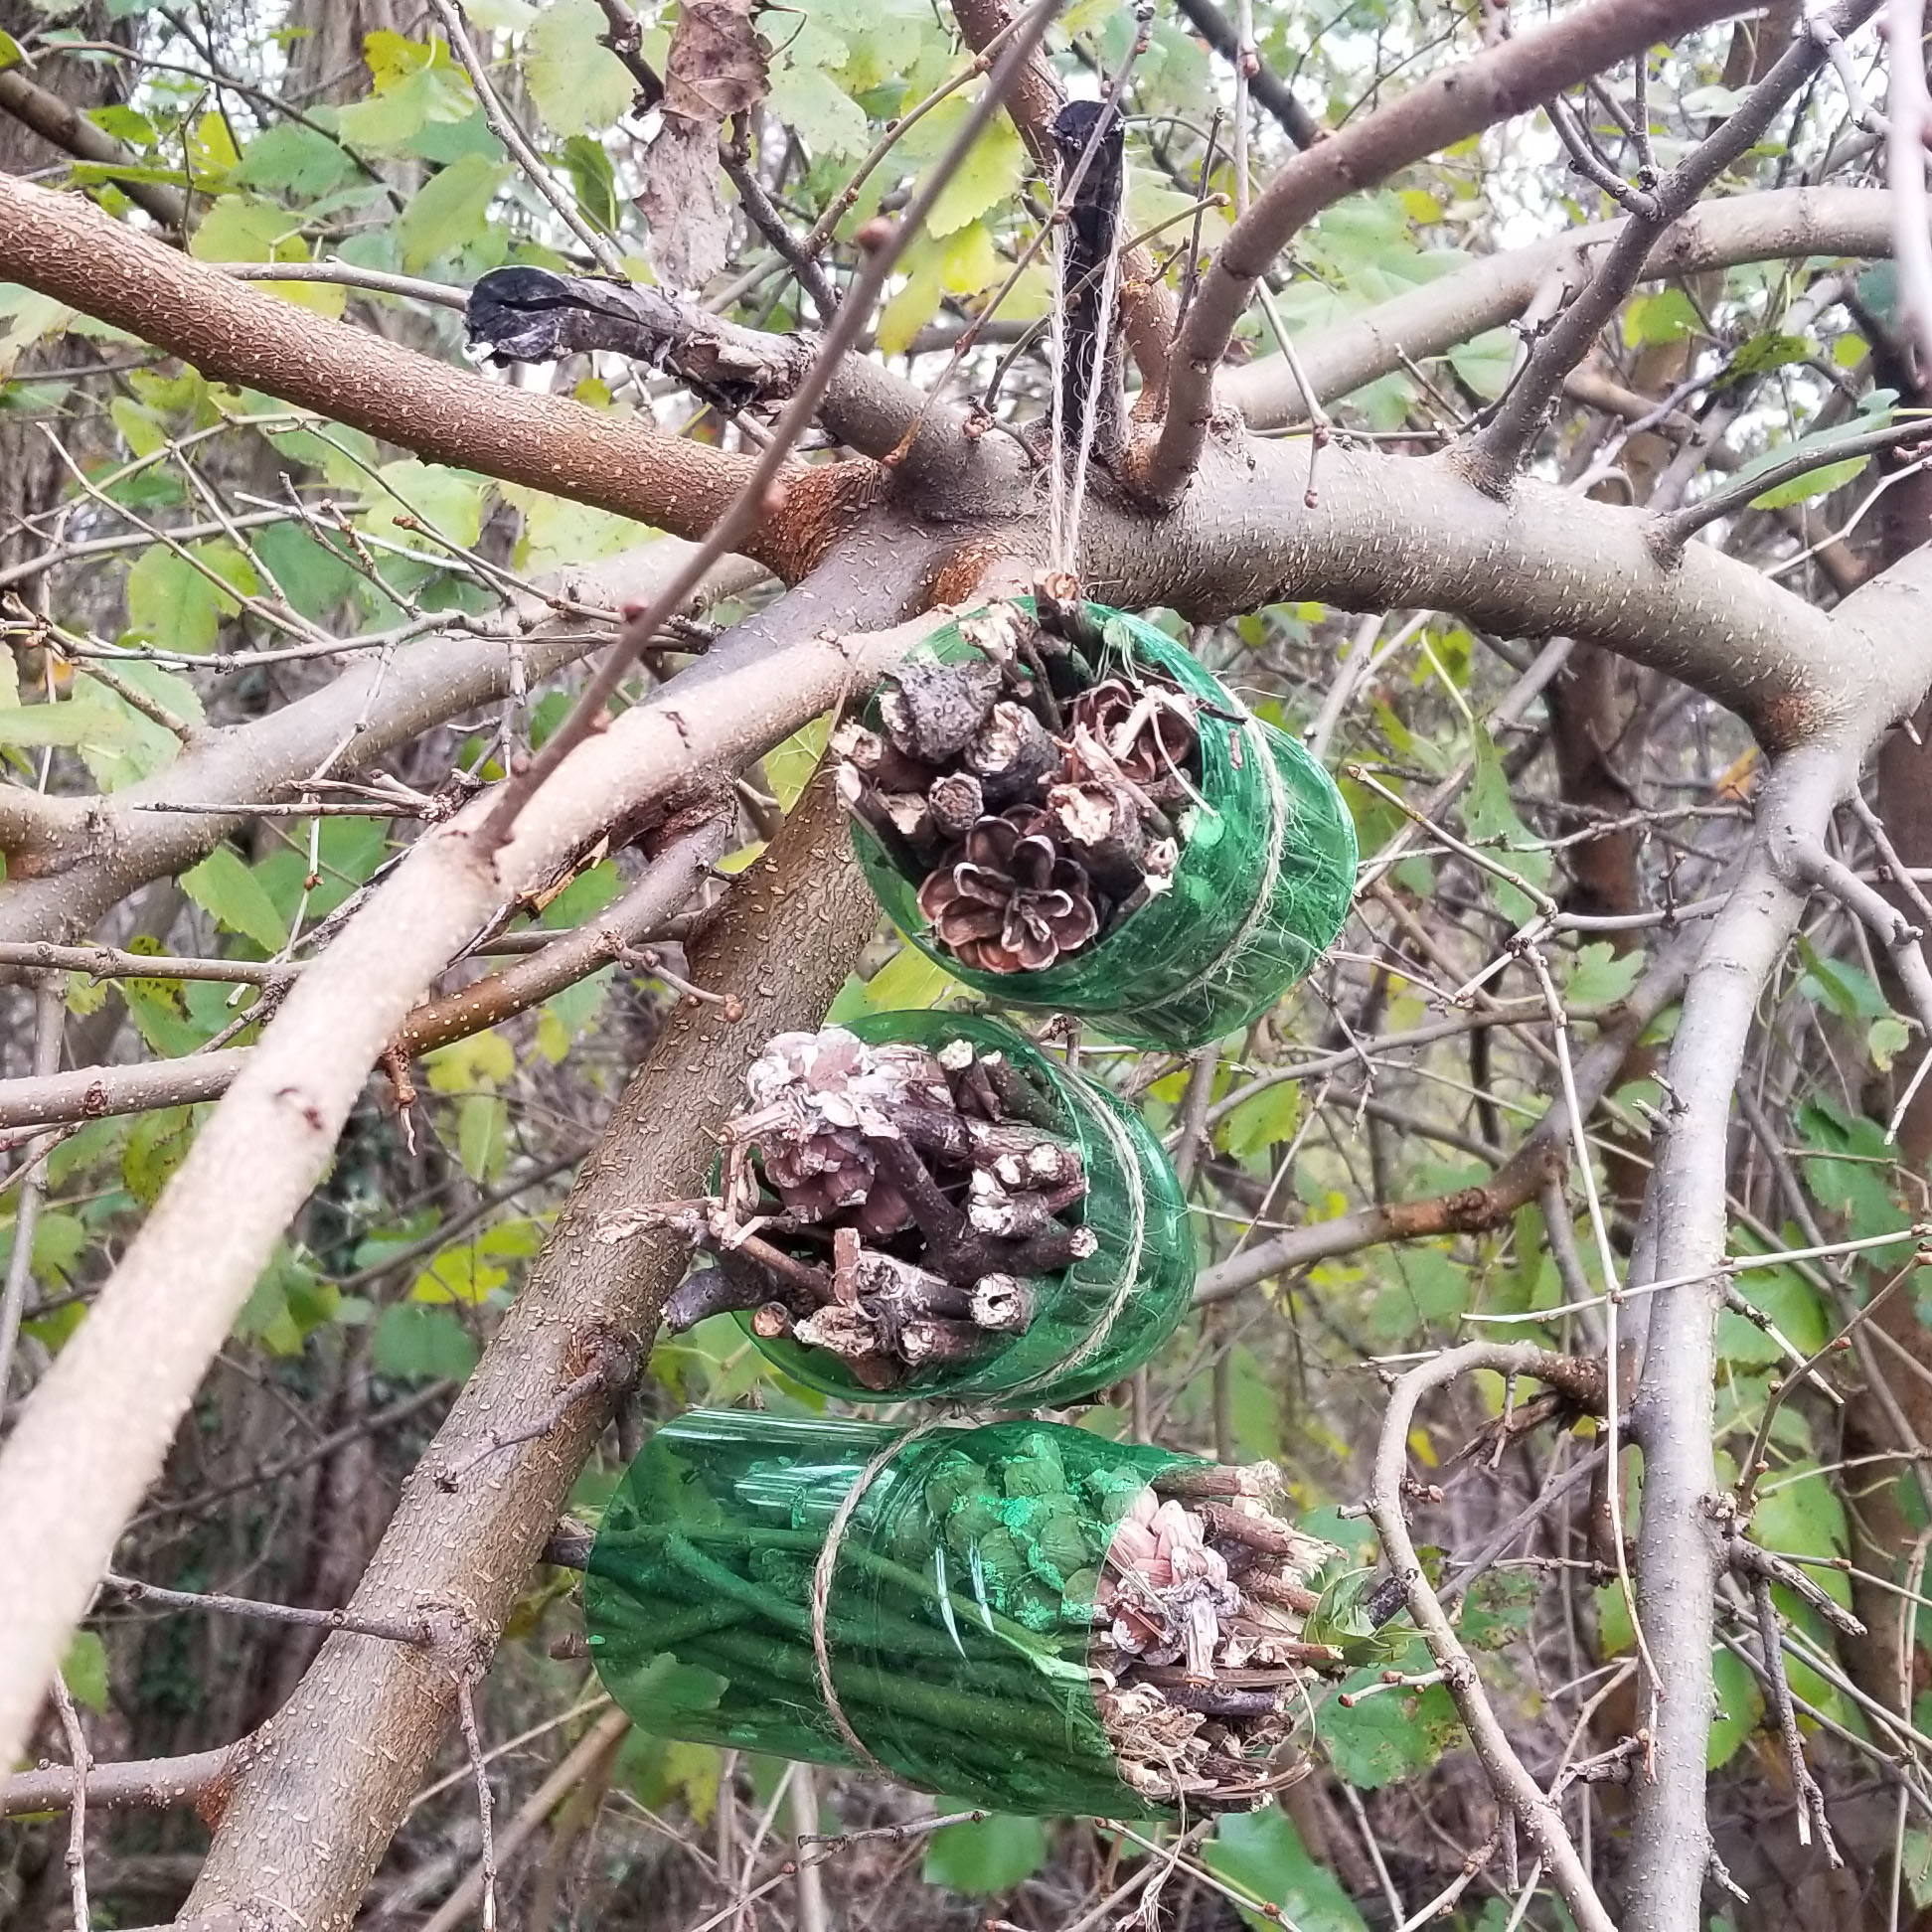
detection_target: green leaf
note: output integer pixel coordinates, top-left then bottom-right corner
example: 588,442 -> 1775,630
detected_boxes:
123,1106 -> 196,1207
1205,1809 -> 1368,1932
372,1302 -> 478,1380
526,0 -> 638,135
1564,940 -> 1644,1008
922,1812 -> 1049,1895
1707,1647 -> 1763,1769
188,195 -> 345,315
1443,327 -> 1515,402
1870,1013 -> 1914,1070
920,108 -> 1024,238
877,263 -> 943,357
62,1632 -> 110,1714
837,942 -> 968,1019
1796,937 -> 1890,1023
126,544 -> 242,653
1751,454 -> 1871,509
457,1092 -> 509,1184
397,155 -> 509,269
1218,1080 -> 1303,1161
253,523 -> 363,620
763,713 -> 830,812
181,845 -> 289,952
1316,1657 -> 1461,1786
1622,287 -> 1700,347
425,1029 -> 517,1092
561,132 -> 620,233
236,123 -> 357,198
768,63 -> 870,160
1750,1461 -> 1851,1607
506,488 -> 651,573
337,33 -> 475,154
0,31 -> 22,72
1717,1264 -> 1828,1368
367,458 -> 490,547
1460,722 -> 1550,922
1903,1827 -> 1932,1909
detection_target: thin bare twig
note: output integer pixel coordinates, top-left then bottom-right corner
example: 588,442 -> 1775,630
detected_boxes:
48,1668 -> 90,1932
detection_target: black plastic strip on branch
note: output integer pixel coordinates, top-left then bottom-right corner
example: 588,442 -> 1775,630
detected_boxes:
468,0 -> 1066,858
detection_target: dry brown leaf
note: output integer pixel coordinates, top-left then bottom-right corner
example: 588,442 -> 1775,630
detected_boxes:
639,0 -> 768,291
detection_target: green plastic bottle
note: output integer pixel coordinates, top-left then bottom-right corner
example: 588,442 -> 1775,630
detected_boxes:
584,1410 -> 1204,1818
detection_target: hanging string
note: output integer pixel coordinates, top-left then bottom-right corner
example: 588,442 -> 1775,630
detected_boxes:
1044,98 -> 1127,580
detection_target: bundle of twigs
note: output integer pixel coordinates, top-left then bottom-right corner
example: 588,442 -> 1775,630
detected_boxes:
658,1025 -> 1095,1387
1092,1460 -> 1341,1806
836,599 -> 1203,975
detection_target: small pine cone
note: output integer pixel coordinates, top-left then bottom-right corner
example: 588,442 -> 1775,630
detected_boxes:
1066,678 -> 1198,795
915,811 -> 1100,973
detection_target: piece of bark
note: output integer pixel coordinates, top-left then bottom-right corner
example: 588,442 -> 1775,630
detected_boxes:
966,700 -> 1059,806
879,660 -> 1003,761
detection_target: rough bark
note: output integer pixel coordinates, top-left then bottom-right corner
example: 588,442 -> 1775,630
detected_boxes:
182,770 -> 878,1931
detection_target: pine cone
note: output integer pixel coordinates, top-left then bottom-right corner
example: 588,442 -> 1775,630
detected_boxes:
732,1029 -> 951,1221
916,810 -> 1100,973
1066,678 -> 1199,797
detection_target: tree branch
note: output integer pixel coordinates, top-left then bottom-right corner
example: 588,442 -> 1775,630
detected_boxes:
1368,1341 -> 1616,1932
0,65 -> 186,229
1171,0 -> 1321,147
1471,0 -> 1869,483
1223,186 -> 1896,425
0,542 -> 762,952
181,770 -> 879,1929
0,175 -> 807,566
0,582 -> 945,1778
1139,0 -> 1758,501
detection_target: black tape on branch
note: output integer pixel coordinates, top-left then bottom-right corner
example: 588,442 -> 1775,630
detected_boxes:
1048,99 -> 1126,470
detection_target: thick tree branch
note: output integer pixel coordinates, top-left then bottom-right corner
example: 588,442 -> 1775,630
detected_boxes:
0,543 -> 763,951
0,175 -> 836,571
0,815 -> 729,1131
0,574 -> 944,1778
0,65 -> 186,229
183,771 -> 879,1931
1,1739 -> 240,1819
1139,0 -> 1755,500
1083,437 -> 1860,745
1225,186 -> 1895,424
1470,0 -> 1867,483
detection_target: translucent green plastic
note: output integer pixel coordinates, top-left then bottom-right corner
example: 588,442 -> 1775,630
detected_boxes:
584,1411 -> 1200,1818
850,603 -> 1358,1051
733,1012 -> 1194,1406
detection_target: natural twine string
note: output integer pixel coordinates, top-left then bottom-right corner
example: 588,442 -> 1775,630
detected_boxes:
809,1417 -> 945,1778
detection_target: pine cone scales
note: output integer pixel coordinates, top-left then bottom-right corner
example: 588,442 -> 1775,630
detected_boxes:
916,811 -> 1099,974
1066,679 -> 1199,797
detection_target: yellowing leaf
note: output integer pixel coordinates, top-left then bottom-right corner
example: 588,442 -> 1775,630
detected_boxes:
877,267 -> 942,356
424,1029 -> 517,1093
923,110 -> 1024,237
527,0 -> 638,134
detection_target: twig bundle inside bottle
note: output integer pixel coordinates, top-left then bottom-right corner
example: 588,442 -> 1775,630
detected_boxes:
656,1011 -> 1194,1406
845,599 -> 1359,1051
584,1414 -> 1356,1819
